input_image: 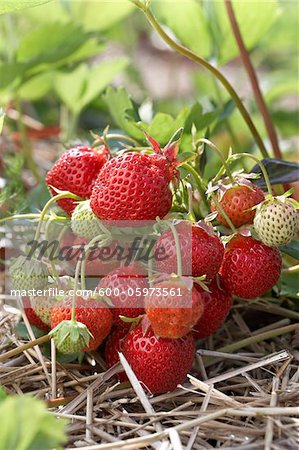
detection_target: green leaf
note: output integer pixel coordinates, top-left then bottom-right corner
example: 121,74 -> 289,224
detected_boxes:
0,0 -> 53,15
280,240 -> 299,261
144,108 -> 189,146
17,23 -> 89,66
103,87 -> 144,141
215,0 -> 279,64
0,396 -> 67,450
152,0 -> 279,64
153,0 -> 211,57
18,72 -> 54,101
72,0 -> 134,32
55,59 -> 128,116
0,388 -> 7,403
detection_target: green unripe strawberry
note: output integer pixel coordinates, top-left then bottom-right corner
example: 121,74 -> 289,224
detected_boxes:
49,320 -> 91,354
9,256 -> 50,291
71,200 -> 103,241
254,197 -> 299,247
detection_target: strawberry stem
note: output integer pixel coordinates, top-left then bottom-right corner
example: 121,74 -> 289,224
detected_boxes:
0,213 -> 68,225
33,192 -> 82,242
182,163 -> 209,210
210,192 -> 237,234
186,184 -> 196,222
80,231 -> 111,290
168,221 -> 183,277
135,2 -> 270,158
71,260 -> 81,323
196,138 -> 235,184
227,153 -> 273,196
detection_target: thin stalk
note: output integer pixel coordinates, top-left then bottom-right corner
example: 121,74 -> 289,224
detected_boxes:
196,138 -> 234,183
80,234 -> 111,290
71,260 -> 81,322
210,192 -> 237,234
227,153 -> 273,196
0,213 -> 68,224
182,163 -> 209,210
224,0 -> 282,159
168,221 -> 182,277
134,3 -> 269,158
33,192 -> 81,242
186,184 -> 196,222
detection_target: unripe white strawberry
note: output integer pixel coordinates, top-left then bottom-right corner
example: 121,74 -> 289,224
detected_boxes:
254,197 -> 299,247
9,256 -> 50,291
71,200 -> 102,241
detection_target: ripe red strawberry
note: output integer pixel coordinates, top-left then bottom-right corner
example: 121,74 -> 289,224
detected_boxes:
145,279 -> 204,339
123,326 -> 195,394
193,276 -> 232,339
23,297 -> 50,332
220,234 -> 282,299
50,296 -> 112,353
211,181 -> 264,228
90,136 -> 179,221
104,328 -> 128,382
154,222 -> 224,279
46,145 -> 109,216
98,264 -> 147,328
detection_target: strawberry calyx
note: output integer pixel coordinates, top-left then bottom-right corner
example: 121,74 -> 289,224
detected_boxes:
49,319 -> 92,354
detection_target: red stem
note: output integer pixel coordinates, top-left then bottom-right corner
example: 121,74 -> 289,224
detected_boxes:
224,0 -> 282,159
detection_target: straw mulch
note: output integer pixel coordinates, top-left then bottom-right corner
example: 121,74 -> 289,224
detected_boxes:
0,297 -> 299,450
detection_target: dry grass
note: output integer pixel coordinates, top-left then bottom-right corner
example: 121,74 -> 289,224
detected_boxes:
0,298 -> 299,449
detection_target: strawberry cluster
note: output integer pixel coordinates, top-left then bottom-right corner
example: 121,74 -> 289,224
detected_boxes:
9,132 -> 298,395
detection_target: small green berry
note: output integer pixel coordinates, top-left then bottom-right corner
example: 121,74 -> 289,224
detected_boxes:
71,200 -> 102,241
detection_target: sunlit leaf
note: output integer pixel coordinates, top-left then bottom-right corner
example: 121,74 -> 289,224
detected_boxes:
153,0 -> 210,57
17,23 -> 88,65
0,0 -> 53,15
72,0 -> 134,31
103,87 -> 144,141
55,59 -> 128,115
0,396 -> 67,450
215,0 -> 279,64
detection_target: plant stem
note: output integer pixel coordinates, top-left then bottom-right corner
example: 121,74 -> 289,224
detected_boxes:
196,138 -> 235,183
224,0 -> 282,159
227,153 -> 273,196
182,163 -> 209,210
80,234 -> 111,290
210,192 -> 237,234
0,213 -> 68,224
186,183 -> 196,222
71,260 -> 81,322
168,221 -> 183,277
33,192 -> 81,242
136,4 -> 269,158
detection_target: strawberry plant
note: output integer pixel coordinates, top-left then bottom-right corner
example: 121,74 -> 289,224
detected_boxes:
0,0 -> 298,448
